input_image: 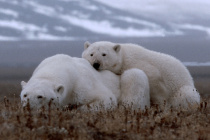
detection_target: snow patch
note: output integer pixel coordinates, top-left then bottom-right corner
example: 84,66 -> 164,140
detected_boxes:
23,1 -> 56,17
29,33 -> 74,40
54,26 -> 67,32
0,20 -> 47,32
95,0 -> 210,22
0,8 -> 19,18
79,1 -> 99,11
71,11 -> 90,19
116,16 -> 162,29
61,15 -> 165,37
0,20 -> 75,40
0,0 -> 19,5
183,62 -> 210,66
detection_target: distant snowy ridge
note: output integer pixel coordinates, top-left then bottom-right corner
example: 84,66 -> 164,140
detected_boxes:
0,8 -> 19,18
0,0 -> 169,40
183,62 -> 210,66
0,0 -> 210,40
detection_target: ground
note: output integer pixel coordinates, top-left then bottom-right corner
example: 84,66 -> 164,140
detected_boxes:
0,66 -> 210,139
0,92 -> 209,139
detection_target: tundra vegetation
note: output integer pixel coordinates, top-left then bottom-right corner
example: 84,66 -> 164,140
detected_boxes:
0,82 -> 209,140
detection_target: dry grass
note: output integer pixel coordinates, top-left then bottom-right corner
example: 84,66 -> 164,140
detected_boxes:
0,98 -> 209,140
0,93 -> 210,139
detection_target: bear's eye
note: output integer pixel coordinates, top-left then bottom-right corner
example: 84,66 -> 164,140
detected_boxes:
90,54 -> 93,56
102,53 -> 106,56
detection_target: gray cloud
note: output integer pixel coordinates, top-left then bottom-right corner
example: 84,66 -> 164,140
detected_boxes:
96,0 -> 210,38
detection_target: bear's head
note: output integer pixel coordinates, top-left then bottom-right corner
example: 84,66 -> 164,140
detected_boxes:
20,79 -> 64,109
82,41 -> 122,74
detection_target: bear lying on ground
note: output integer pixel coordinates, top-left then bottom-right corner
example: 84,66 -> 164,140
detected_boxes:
20,54 -> 119,111
82,41 -> 200,109
20,54 -> 150,111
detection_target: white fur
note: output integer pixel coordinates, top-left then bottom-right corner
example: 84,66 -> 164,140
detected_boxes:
20,54 -> 149,111
20,54 -> 120,111
82,41 -> 201,109
120,69 -> 150,110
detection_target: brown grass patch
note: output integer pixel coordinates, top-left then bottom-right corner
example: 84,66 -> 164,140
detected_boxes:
0,78 -> 210,139
0,96 -> 209,139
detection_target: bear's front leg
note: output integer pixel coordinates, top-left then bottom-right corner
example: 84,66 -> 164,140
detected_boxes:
120,68 -> 150,110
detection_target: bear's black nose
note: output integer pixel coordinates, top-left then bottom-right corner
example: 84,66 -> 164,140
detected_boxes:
37,95 -> 43,99
93,63 -> 100,70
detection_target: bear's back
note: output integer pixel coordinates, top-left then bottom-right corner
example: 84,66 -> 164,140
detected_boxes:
120,44 -> 194,95
31,54 -> 79,86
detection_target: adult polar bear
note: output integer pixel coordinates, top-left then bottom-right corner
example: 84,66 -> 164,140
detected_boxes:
20,54 -> 150,111
82,41 -> 201,109
20,54 -> 118,111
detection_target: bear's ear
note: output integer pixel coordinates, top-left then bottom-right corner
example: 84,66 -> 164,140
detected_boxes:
55,85 -> 64,94
113,44 -> 121,53
21,81 -> 27,89
84,41 -> 91,50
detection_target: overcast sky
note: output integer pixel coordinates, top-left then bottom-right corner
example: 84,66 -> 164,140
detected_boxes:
0,0 -> 209,39
0,0 -> 210,66
96,0 -> 210,38
96,0 -> 210,22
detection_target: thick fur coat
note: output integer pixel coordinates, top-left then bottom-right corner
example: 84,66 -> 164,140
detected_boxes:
82,41 -> 200,109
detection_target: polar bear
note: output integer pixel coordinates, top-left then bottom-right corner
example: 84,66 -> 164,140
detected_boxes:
82,41 -> 200,109
20,54 -> 119,111
20,54 -> 150,111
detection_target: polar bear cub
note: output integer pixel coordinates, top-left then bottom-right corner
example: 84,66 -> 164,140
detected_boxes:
20,54 -> 119,111
82,41 -> 200,109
